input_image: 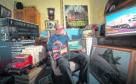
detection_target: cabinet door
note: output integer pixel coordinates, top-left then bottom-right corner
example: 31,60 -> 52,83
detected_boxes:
25,9 -> 37,24
14,9 -> 25,21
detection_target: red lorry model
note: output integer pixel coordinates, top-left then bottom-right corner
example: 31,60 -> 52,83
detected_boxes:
8,54 -> 34,74
8,45 -> 46,74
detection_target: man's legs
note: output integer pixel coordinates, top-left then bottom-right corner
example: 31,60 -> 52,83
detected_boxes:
70,53 -> 90,84
56,57 -> 76,84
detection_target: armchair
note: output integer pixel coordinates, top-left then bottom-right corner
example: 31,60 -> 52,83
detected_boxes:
47,30 -> 80,81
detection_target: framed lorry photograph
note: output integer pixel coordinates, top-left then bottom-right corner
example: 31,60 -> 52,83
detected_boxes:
45,20 -> 58,30
67,39 -> 83,51
90,45 -> 136,84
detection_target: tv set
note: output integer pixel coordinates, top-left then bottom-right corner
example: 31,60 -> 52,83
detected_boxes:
105,6 -> 136,36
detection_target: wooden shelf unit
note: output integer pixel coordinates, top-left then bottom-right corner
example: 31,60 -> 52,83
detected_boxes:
14,9 -> 41,33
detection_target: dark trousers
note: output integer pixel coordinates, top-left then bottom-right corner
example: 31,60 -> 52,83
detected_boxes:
56,52 -> 89,84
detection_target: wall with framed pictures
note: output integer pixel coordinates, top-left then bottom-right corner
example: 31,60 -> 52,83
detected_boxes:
90,45 -> 136,84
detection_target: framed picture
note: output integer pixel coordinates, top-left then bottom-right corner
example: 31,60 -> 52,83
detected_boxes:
64,5 -> 88,29
82,29 -> 95,38
0,4 -> 11,18
90,45 -> 136,84
105,6 -> 136,36
67,39 -> 84,51
45,20 -> 57,30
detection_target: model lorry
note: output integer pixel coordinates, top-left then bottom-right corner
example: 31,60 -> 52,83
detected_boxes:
0,18 -> 39,42
8,46 -> 46,74
8,54 -> 33,74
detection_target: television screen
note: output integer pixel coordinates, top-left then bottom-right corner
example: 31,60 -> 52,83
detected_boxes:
106,6 -> 136,36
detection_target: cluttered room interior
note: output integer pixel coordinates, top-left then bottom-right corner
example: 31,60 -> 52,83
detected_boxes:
1,0 -> 136,84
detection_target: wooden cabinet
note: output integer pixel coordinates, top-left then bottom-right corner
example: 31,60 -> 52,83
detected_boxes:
14,9 -> 41,33
13,9 -> 25,21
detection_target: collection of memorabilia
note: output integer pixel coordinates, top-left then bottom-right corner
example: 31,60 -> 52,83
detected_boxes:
1,0 -> 136,84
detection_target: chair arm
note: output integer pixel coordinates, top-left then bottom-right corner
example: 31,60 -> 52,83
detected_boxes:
48,51 -> 62,75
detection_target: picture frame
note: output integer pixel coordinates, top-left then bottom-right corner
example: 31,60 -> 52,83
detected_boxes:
45,20 -> 58,30
105,6 -> 136,37
64,5 -> 88,29
82,29 -> 95,38
67,39 -> 84,51
0,4 -> 11,18
90,45 -> 136,84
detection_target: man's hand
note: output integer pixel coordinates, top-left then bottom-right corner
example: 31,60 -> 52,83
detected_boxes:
80,48 -> 86,53
53,40 -> 62,45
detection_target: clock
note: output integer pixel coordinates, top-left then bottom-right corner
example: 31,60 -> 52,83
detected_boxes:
48,8 -> 55,20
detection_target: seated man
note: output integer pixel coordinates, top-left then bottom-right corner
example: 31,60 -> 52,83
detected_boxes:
46,24 -> 89,84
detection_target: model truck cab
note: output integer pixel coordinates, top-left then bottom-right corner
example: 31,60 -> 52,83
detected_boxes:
8,54 -> 33,74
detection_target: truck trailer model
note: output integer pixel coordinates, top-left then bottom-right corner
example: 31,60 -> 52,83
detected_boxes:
8,46 -> 46,74
0,18 -> 39,42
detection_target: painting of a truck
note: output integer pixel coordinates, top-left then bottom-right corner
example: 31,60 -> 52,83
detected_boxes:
110,14 -> 136,29
106,6 -> 136,36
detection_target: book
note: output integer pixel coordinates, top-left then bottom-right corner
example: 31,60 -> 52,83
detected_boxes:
52,45 -> 67,60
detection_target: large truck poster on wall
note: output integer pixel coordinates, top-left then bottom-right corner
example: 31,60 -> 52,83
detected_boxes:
106,6 -> 136,36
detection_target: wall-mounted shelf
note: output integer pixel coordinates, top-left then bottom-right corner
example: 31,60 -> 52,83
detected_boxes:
105,0 -> 136,16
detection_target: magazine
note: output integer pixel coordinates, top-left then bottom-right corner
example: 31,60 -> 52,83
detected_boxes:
52,45 -> 67,60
